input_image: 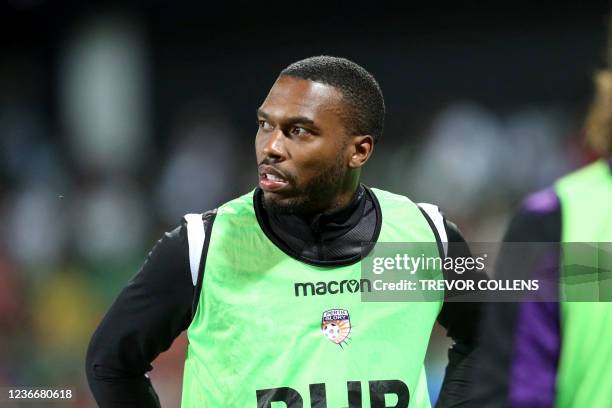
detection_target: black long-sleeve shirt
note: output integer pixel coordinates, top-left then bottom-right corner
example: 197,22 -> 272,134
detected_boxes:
86,185 -> 483,407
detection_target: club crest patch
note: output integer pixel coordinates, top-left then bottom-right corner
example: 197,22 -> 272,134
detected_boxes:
321,309 -> 351,347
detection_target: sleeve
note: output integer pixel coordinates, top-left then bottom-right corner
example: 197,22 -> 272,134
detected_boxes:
432,218 -> 486,408
436,218 -> 485,343
471,189 -> 562,408
86,220 -> 196,407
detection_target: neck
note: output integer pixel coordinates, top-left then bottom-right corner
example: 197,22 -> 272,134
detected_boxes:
332,177 -> 361,211
302,184 -> 363,225
312,172 -> 361,216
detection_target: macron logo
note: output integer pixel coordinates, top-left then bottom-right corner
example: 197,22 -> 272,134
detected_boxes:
294,279 -> 372,297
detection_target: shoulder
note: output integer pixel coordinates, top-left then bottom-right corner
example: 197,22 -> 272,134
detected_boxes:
215,190 -> 257,216
148,209 -> 218,276
416,202 -> 467,247
520,187 -> 561,216
160,209 -> 217,244
505,187 -> 561,243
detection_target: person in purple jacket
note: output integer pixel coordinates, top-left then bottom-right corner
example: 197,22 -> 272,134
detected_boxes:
472,38 -> 612,407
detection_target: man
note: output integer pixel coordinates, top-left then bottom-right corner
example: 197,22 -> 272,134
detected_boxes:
86,56 -> 482,407
472,66 -> 612,406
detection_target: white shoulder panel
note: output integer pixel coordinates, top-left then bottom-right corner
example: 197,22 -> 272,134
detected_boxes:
184,213 -> 205,286
417,203 -> 448,258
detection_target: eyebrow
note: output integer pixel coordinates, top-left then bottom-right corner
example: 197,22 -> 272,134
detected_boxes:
256,109 -> 316,126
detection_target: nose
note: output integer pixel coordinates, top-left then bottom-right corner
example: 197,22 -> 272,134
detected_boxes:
262,127 -> 286,162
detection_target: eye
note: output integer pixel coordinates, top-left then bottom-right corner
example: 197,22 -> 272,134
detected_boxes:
258,120 -> 273,131
289,126 -> 309,137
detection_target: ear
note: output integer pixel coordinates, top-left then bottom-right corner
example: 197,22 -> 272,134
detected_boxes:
348,135 -> 374,169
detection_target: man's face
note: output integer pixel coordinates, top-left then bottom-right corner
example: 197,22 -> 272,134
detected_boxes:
255,75 -> 352,215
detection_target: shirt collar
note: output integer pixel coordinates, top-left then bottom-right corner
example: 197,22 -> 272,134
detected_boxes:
262,185 -> 366,243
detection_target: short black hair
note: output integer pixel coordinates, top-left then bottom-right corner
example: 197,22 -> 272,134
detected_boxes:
280,56 -> 385,143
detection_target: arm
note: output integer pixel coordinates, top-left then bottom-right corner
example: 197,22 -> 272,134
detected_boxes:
86,220 -> 197,407
432,218 -> 485,408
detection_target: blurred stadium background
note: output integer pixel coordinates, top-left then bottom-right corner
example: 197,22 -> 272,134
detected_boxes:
0,1 -> 609,406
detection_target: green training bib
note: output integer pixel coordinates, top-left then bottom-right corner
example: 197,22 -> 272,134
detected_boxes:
555,159 -> 612,408
182,188 -> 443,407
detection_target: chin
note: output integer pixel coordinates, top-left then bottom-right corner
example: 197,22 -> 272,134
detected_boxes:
262,193 -> 308,215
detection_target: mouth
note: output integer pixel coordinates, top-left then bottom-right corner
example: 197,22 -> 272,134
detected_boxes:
258,165 -> 290,192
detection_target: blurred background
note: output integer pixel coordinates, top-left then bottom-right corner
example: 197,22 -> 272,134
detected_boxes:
0,1 -> 609,406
